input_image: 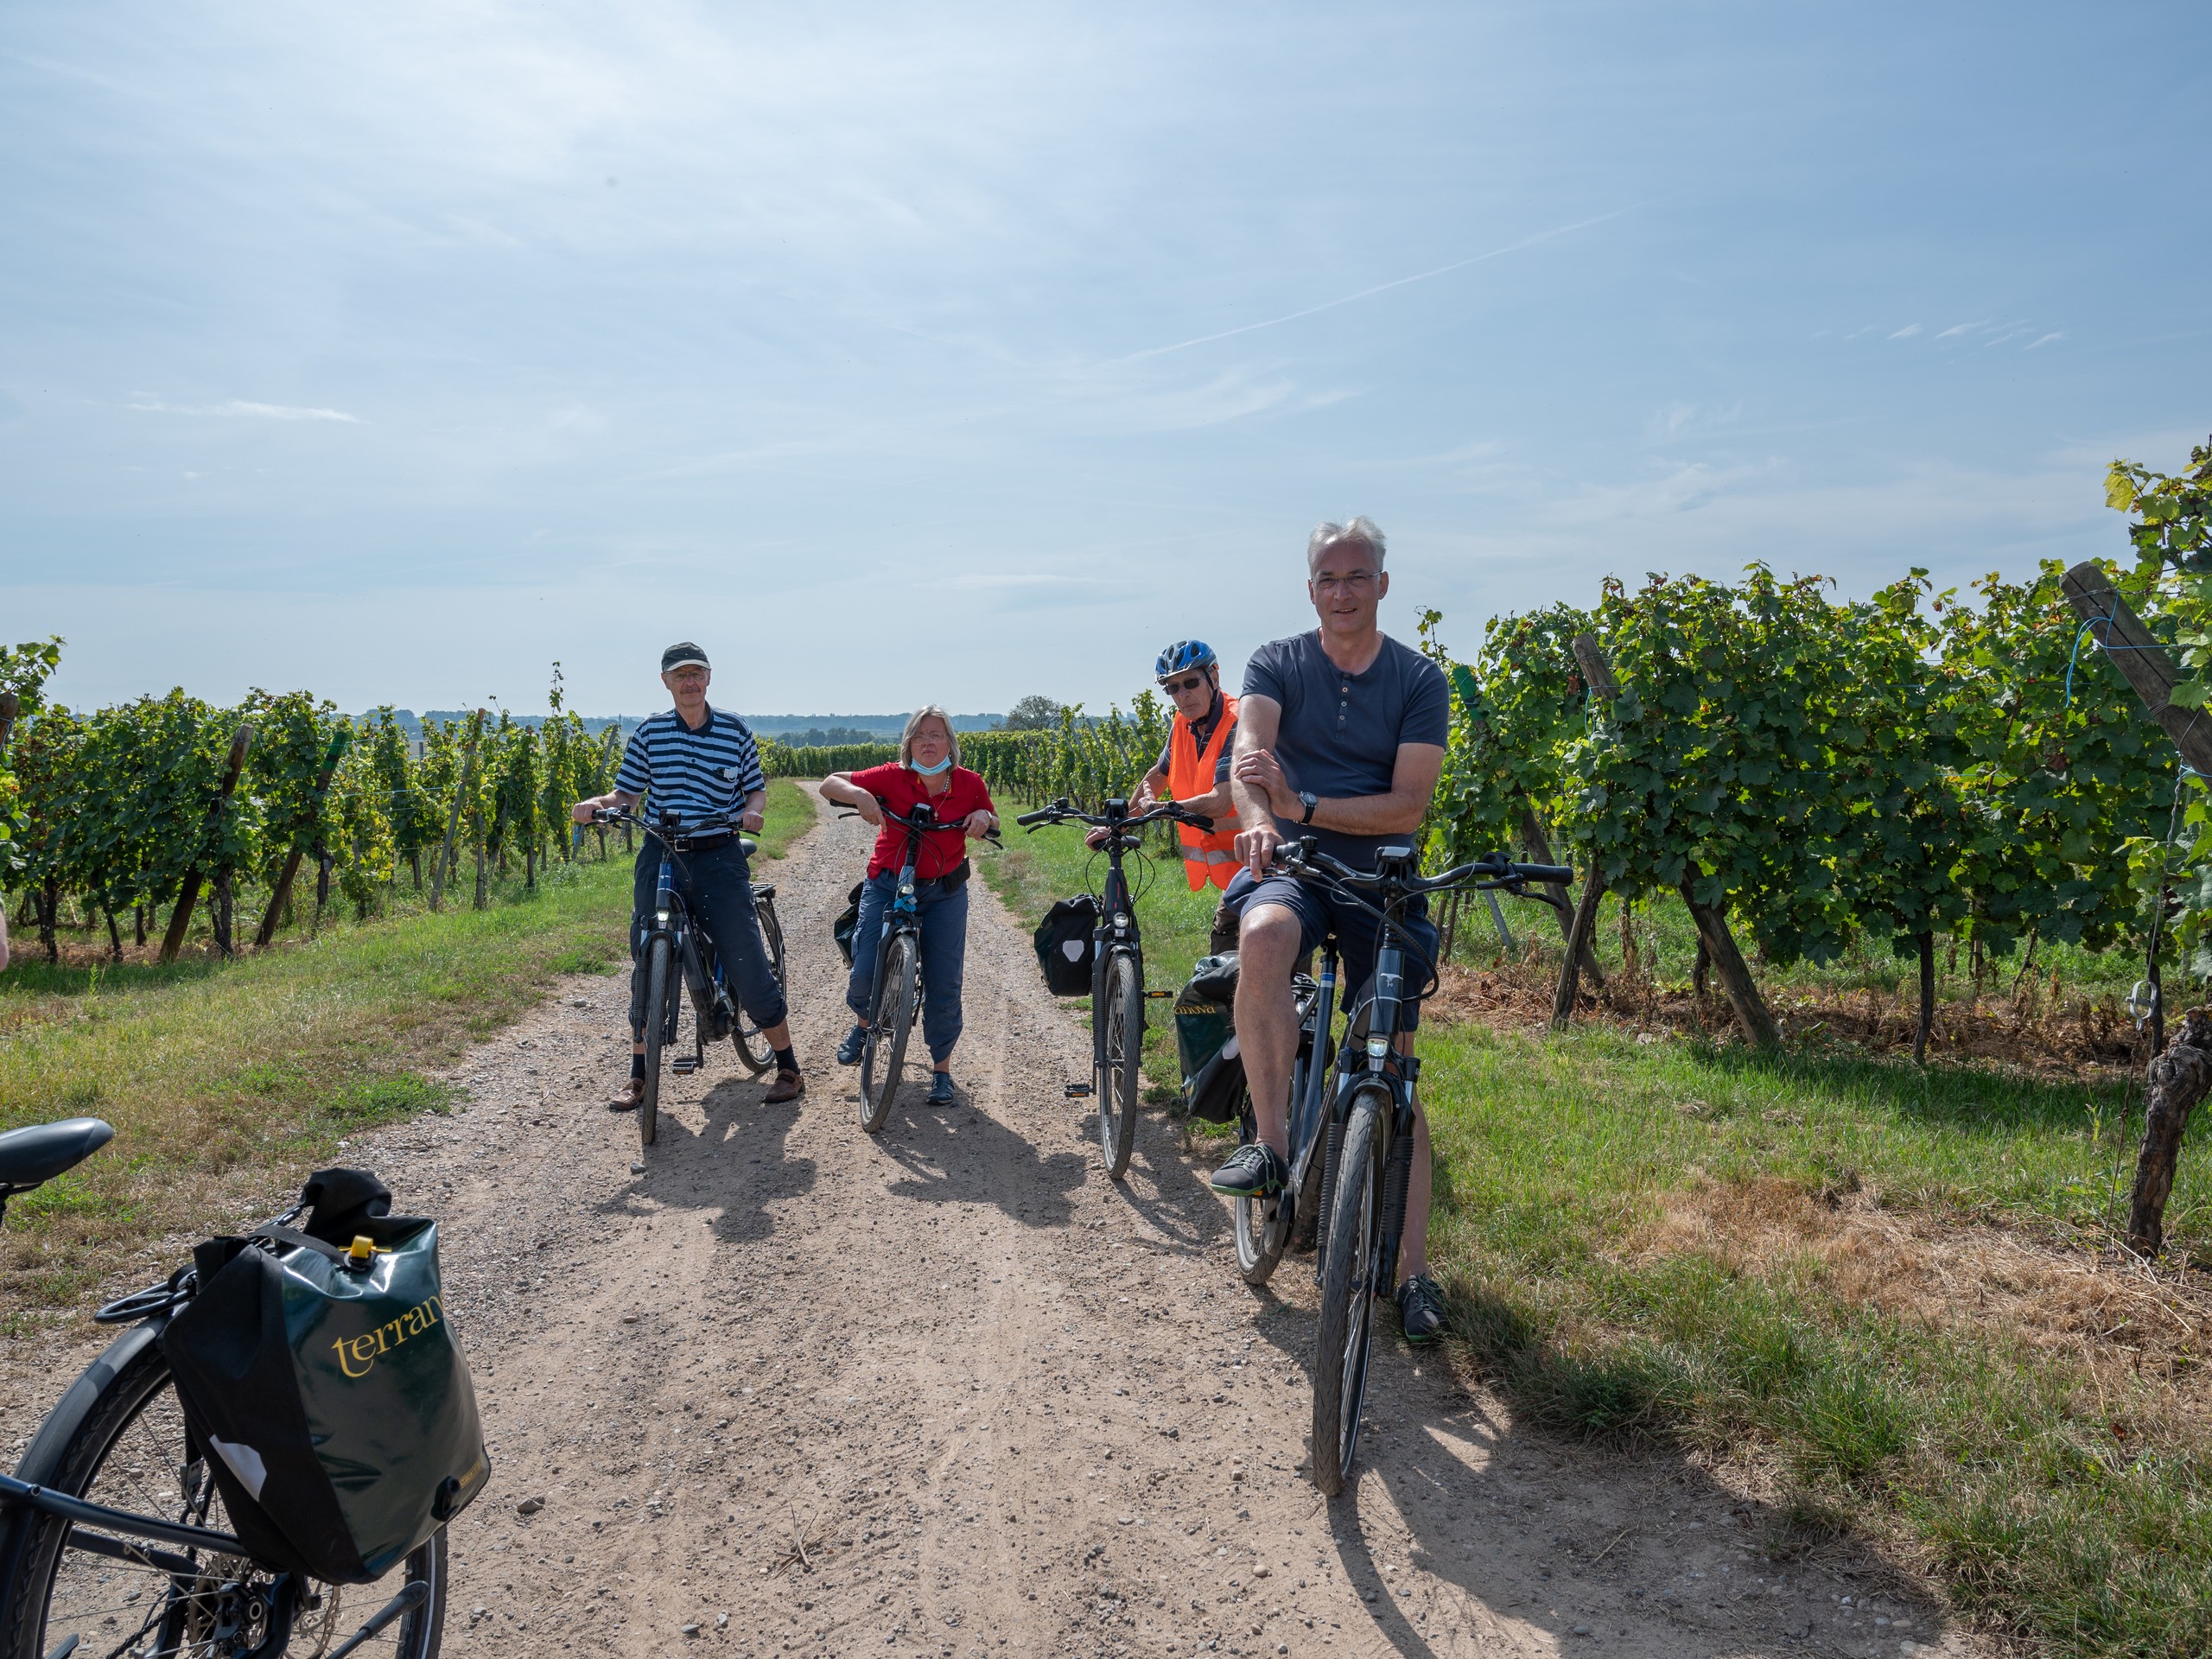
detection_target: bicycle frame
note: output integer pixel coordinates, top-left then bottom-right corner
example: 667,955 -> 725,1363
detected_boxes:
626,813 -> 739,1050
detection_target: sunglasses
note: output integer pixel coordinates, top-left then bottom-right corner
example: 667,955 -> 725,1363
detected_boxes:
1159,673 -> 1209,696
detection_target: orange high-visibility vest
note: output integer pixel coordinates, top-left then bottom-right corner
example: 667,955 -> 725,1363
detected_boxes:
1167,696 -> 1242,891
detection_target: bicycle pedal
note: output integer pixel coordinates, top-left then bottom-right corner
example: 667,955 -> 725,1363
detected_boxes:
1143,989 -> 1173,1000
1064,1082 -> 1094,1099
671,1056 -> 700,1075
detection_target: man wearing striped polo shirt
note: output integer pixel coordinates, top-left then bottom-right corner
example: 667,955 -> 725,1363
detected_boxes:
572,642 -> 804,1107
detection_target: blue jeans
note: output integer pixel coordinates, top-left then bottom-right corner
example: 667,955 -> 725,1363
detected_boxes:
629,841 -> 787,1033
845,869 -> 969,1064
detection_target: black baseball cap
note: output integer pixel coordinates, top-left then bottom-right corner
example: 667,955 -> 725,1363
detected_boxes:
661,642 -> 709,673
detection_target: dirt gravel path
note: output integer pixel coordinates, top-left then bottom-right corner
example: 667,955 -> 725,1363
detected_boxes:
10,792 -> 1986,1659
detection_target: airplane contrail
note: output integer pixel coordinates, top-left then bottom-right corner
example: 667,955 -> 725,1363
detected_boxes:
1116,205 -> 1641,363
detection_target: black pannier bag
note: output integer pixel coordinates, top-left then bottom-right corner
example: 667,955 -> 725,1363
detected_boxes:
161,1168 -> 490,1585
1033,895 -> 1100,996
833,880 -> 865,968
1176,951 -> 1245,1122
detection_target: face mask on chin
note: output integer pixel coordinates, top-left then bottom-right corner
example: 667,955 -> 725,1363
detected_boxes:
909,754 -> 953,777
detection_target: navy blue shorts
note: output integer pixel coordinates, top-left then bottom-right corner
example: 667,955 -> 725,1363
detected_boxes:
1241,873 -> 1439,1033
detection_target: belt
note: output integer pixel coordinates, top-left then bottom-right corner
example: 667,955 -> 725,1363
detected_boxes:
671,831 -> 734,853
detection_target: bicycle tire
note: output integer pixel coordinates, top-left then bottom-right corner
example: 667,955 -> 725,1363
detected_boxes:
0,1336 -> 448,1659
639,934 -> 673,1148
729,896 -> 786,1075
1311,1086 -> 1388,1497
860,930 -> 918,1134
1098,950 -> 1143,1179
1232,1096 -> 1287,1285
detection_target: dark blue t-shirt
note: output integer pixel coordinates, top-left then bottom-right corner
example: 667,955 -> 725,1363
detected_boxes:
1242,630 -> 1449,870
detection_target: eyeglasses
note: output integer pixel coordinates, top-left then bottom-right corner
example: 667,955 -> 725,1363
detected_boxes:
1313,572 -> 1376,594
1159,673 -> 1208,696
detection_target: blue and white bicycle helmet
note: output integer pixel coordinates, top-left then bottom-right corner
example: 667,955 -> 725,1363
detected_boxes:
1156,639 -> 1217,682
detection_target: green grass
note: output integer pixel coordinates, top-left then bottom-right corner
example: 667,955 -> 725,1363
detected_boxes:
986,810 -> 2210,1656
0,778 -> 817,1314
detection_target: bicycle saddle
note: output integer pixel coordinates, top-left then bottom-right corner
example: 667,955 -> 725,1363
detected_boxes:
0,1116 -> 115,1190
740,837 -> 758,856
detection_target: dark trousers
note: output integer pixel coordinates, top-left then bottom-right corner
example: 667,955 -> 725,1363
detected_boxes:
629,841 -> 787,1034
844,869 -> 969,1064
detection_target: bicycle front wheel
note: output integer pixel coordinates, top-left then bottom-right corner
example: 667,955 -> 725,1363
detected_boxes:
730,896 -> 786,1075
860,930 -> 917,1134
1311,1085 -> 1388,1497
1098,950 -> 1144,1179
639,934 -> 673,1148
0,1334 -> 448,1659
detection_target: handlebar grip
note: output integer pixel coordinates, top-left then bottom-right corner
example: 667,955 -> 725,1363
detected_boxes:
1520,863 -> 1574,884
1183,812 -> 1214,832
1015,808 -> 1053,827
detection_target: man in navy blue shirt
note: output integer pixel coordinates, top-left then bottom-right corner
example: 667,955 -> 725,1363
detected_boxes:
1211,518 -> 1452,1343
572,643 -> 804,1108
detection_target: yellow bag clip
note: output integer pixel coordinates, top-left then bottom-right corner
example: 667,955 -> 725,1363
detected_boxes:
346,1235 -> 377,1269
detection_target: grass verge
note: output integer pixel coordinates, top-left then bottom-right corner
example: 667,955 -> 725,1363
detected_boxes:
0,779 -> 816,1316
1419,1023 -> 2209,1656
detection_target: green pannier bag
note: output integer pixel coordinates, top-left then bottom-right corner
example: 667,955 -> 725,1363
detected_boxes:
161,1168 -> 490,1584
1176,952 -> 1245,1123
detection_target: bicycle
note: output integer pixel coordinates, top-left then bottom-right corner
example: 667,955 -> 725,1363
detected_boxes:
592,806 -> 789,1150
0,1117 -> 448,1659
844,798 -> 999,1134
1013,796 -> 1215,1179
1262,839 -> 1571,1496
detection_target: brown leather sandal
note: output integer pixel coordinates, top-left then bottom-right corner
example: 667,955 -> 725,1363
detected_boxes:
763,1068 -> 805,1104
607,1077 -> 645,1113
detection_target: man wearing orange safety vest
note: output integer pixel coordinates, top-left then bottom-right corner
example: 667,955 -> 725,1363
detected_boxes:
1093,640 -> 1243,952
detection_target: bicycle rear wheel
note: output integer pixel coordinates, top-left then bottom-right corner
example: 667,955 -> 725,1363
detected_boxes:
639,935 -> 673,1148
860,931 -> 918,1133
730,896 -> 786,1075
1311,1085 -> 1387,1497
1098,950 -> 1143,1179
0,1335 -> 447,1659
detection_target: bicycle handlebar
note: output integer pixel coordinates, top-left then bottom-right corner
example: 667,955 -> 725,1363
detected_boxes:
1277,836 -> 1572,897
590,806 -> 743,840
1014,796 -> 1214,834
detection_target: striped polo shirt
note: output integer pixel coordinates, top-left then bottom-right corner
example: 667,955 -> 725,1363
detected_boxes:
613,705 -> 766,825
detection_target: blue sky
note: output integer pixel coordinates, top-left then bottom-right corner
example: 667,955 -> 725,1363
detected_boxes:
3,2 -> 2207,719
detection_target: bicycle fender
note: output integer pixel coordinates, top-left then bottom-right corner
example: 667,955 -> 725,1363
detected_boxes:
12,1319 -> 163,1489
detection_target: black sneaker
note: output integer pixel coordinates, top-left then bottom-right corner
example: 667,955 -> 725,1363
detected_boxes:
927,1071 -> 957,1106
1397,1273 -> 1446,1344
836,1026 -> 867,1066
1209,1141 -> 1287,1198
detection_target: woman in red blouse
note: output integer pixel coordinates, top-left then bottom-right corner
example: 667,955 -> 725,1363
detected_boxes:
819,706 -> 1000,1104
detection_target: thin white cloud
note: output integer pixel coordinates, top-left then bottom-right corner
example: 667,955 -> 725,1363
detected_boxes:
2026,332 -> 2064,349
130,397 -> 359,423
1116,206 -> 1642,363
1933,320 -> 1987,340
1889,323 -> 1922,340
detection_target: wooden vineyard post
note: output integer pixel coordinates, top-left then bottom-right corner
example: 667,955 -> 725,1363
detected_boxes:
2128,1008 -> 2212,1256
1552,635 -> 1617,1031
255,729 -> 350,949
1677,886 -> 1783,1050
1913,931 -> 1936,1065
2060,563 -> 2212,776
160,722 -> 254,964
